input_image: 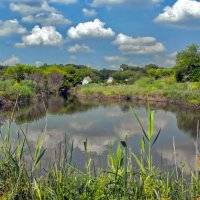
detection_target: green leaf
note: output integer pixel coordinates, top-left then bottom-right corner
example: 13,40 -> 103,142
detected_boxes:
148,110 -> 154,140
116,143 -> 123,168
34,132 -> 45,161
109,145 -> 117,171
131,107 -> 149,141
34,179 -> 42,200
141,137 -> 145,153
152,128 -> 161,147
132,152 -> 146,173
34,149 -> 46,170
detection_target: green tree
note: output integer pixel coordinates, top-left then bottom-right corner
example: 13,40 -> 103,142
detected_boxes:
111,70 -> 143,83
175,44 -> 200,82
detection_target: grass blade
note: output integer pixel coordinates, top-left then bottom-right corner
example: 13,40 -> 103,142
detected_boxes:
131,107 -> 149,141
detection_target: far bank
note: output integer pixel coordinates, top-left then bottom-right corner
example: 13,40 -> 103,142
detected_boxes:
72,78 -> 200,108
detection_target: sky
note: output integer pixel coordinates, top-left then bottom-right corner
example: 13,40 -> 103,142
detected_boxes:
0,0 -> 200,69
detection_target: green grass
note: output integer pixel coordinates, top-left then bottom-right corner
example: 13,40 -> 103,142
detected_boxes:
78,78 -> 200,105
0,105 -> 200,199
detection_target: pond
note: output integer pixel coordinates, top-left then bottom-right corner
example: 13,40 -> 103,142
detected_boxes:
0,96 -> 199,172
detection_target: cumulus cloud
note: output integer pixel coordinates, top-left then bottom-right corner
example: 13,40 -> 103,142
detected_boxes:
68,44 -> 93,53
67,19 -> 115,39
113,33 -> 165,55
0,55 -> 20,66
10,1 -> 56,15
0,19 -> 27,36
155,0 -> 200,27
157,139 -> 198,173
154,52 -> 177,67
22,12 -> 71,26
82,8 -> 97,17
16,25 -> 63,47
104,55 -> 126,62
35,60 -> 44,67
49,0 -> 78,4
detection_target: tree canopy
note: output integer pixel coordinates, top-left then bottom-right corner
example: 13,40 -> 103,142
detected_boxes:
175,44 -> 200,82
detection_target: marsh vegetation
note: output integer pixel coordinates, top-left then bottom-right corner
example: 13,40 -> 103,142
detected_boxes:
0,97 -> 199,199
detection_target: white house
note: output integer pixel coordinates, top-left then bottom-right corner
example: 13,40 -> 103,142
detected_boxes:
82,76 -> 92,85
107,77 -> 114,84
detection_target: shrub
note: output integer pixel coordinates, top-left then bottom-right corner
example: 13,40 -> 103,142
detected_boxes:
5,82 -> 35,100
20,80 -> 38,93
0,80 -> 15,90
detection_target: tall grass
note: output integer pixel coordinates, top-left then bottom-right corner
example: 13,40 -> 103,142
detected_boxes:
78,78 -> 200,104
0,104 -> 200,199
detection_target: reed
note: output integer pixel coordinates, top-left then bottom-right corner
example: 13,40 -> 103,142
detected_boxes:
0,104 -> 199,199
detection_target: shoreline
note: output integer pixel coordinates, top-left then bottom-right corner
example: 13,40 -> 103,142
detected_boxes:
1,91 -> 200,110
74,92 -> 200,109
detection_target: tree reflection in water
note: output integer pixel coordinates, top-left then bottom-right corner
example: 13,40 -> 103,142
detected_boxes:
0,96 -> 199,170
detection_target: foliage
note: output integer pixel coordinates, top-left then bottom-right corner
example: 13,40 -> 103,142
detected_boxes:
0,106 -> 199,199
5,81 -> 36,100
0,80 -> 14,90
175,44 -> 200,82
0,43 -> 200,104
79,77 -> 200,104
147,68 -> 174,79
99,68 -> 115,81
112,70 -> 139,83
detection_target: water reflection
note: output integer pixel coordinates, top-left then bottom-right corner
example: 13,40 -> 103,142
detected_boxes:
0,96 -> 200,170
157,139 -> 198,173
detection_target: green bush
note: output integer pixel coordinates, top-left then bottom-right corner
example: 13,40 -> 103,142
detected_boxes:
0,80 -> 15,90
20,80 -> 38,93
5,82 -> 35,100
186,65 -> 200,82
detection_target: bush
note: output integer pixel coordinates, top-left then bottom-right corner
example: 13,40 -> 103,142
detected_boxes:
0,80 -> 15,90
5,82 -> 35,100
20,80 -> 38,93
186,65 -> 200,82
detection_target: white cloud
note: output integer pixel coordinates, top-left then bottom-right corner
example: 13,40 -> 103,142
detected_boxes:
68,44 -> 93,53
92,0 -> 162,7
70,55 -> 77,60
82,8 -> 97,17
157,139 -> 198,173
49,0 -> 78,4
113,33 -> 165,55
0,19 -> 27,36
35,60 -> 44,67
0,55 -> 20,66
16,25 -> 63,47
155,0 -> 200,27
104,55 -> 126,62
154,52 -> 177,67
22,12 -> 71,26
67,19 -> 115,39
10,1 -> 56,15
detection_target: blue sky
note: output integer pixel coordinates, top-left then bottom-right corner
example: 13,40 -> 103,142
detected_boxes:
0,0 -> 200,69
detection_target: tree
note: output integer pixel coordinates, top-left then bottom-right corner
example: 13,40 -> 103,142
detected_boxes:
99,69 -> 115,80
144,64 -> 159,70
175,44 -> 200,82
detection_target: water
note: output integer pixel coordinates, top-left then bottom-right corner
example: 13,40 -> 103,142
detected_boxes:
0,96 -> 199,172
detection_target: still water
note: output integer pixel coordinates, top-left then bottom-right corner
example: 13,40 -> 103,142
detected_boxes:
0,96 -> 199,172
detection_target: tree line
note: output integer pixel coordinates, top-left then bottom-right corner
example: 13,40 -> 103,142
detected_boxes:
0,44 -> 199,103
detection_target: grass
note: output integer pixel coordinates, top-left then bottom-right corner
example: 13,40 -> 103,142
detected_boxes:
77,77 -> 200,105
0,103 -> 200,199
